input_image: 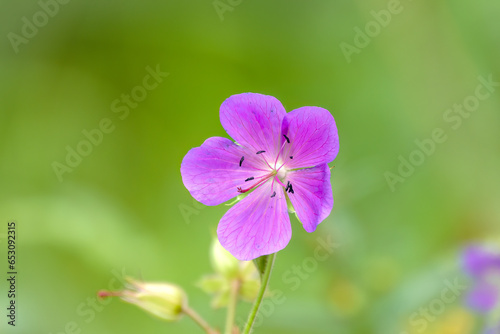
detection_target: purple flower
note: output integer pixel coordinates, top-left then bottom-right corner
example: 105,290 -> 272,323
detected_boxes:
181,93 -> 339,260
462,245 -> 500,313
484,323 -> 500,334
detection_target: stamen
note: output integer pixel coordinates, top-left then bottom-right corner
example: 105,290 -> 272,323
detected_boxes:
283,134 -> 290,143
290,156 -> 293,159
274,177 -> 286,188
262,159 -> 274,170
270,191 -> 276,198
245,177 -> 254,182
239,156 -> 244,167
273,140 -> 290,169
285,181 -> 291,192
256,152 -> 273,169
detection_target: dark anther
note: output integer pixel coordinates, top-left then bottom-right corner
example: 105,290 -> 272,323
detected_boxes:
245,177 -> 254,182
239,156 -> 244,167
285,181 -> 291,192
283,134 -> 290,143
256,150 -> 266,154
270,191 -> 276,198
290,156 -> 293,159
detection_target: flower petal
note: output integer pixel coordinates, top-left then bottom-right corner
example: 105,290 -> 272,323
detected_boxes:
217,180 -> 291,261
285,164 -> 333,233
181,137 -> 270,206
484,324 -> 500,334
281,106 -> 339,169
463,245 -> 500,277
220,93 -> 287,162
466,281 -> 498,312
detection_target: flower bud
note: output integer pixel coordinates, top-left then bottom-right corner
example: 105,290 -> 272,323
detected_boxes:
99,278 -> 186,322
239,278 -> 260,301
199,239 -> 261,307
211,239 -> 241,278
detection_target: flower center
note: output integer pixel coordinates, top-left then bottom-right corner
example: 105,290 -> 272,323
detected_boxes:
275,160 -> 287,180
236,134 -> 295,197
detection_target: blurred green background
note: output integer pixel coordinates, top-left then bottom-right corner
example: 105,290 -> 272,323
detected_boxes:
1,0 -> 499,333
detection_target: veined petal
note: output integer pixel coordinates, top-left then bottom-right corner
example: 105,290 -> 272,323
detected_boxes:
281,106 -> 339,169
285,164 -> 333,233
217,180 -> 291,261
220,93 -> 287,162
181,137 -> 269,206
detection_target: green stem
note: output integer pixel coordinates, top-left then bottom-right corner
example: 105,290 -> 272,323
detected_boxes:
242,253 -> 276,334
183,305 -> 219,334
224,279 -> 240,334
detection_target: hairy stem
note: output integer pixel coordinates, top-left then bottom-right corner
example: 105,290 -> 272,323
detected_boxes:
242,253 -> 276,334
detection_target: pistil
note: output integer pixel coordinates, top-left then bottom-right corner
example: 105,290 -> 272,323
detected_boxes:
237,173 -> 275,193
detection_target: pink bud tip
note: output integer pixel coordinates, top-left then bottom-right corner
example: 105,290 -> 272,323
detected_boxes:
97,290 -> 122,299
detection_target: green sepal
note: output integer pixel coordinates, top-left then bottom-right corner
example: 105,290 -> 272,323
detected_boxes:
285,192 -> 296,214
225,194 -> 247,206
253,254 -> 269,279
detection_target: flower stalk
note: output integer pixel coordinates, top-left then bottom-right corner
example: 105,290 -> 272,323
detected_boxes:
224,279 -> 240,334
183,305 -> 219,334
242,253 -> 276,334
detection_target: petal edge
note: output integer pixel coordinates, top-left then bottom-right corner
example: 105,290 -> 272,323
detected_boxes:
286,164 -> 333,233
217,180 -> 291,260
281,106 -> 339,169
220,93 -> 287,162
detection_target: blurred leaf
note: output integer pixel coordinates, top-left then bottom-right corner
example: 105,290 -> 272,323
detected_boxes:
198,275 -> 227,294
239,279 -> 260,302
